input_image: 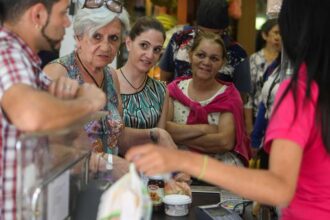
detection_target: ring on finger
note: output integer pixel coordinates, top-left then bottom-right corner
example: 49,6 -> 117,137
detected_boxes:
64,85 -> 71,91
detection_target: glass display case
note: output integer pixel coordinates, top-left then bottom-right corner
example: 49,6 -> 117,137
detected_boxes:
15,115 -> 129,220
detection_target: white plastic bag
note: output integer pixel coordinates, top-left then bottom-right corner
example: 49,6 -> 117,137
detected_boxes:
96,164 -> 152,220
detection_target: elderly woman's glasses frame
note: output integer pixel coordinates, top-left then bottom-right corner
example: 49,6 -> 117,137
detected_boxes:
83,0 -> 123,13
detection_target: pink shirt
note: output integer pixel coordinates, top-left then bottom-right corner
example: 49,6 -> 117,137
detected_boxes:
265,64 -> 330,220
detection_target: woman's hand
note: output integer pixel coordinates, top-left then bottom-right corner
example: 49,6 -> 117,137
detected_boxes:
125,144 -> 182,176
154,128 -> 178,149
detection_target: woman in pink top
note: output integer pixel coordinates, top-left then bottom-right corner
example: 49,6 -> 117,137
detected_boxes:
126,0 -> 330,219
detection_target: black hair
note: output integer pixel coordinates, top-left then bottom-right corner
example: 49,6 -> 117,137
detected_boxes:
0,1 -> 4,23
196,0 -> 229,30
255,19 -> 278,51
191,31 -> 227,62
129,16 -> 166,41
276,0 -> 330,152
0,0 -> 59,23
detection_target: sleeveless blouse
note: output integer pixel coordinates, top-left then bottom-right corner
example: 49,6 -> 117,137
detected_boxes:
121,77 -> 166,128
51,52 -> 123,154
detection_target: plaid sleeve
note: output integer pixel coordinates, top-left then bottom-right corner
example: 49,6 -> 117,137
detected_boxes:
0,44 -> 36,100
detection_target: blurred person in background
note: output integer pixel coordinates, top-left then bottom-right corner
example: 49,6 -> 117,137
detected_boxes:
251,53 -> 281,163
247,19 -> 281,133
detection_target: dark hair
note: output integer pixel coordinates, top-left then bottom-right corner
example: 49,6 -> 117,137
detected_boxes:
191,31 -> 227,62
196,0 -> 229,30
277,0 -> 330,152
129,16 -> 166,41
0,2 -> 4,23
255,19 -> 278,51
0,0 -> 59,23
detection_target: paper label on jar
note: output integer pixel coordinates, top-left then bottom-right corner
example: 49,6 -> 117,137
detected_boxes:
148,184 -> 164,205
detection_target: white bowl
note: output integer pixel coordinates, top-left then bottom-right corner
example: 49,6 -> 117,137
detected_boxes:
163,194 -> 192,216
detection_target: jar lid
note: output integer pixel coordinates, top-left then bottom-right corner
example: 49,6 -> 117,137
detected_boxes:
149,175 -> 164,180
163,195 -> 192,205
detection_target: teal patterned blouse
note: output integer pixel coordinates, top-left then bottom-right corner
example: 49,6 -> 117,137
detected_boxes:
50,52 -> 123,154
121,77 -> 166,129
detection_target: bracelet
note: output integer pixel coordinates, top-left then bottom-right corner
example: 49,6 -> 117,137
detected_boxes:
150,128 -> 159,144
197,155 -> 208,180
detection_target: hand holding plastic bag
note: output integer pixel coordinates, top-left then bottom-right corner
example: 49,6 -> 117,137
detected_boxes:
97,164 -> 152,220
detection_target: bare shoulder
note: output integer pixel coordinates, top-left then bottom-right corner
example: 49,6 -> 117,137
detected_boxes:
43,63 -> 68,80
108,66 -> 120,79
108,66 -> 120,91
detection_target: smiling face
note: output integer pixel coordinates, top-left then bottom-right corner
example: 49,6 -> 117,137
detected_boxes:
126,29 -> 164,73
76,18 -> 122,69
190,38 -> 225,80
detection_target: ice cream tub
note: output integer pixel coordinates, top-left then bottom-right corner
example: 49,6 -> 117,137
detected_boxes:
163,194 -> 192,216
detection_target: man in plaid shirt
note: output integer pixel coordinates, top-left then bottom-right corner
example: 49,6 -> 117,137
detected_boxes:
0,0 -> 107,219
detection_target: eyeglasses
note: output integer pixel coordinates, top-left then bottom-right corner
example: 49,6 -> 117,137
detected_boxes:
83,0 -> 123,13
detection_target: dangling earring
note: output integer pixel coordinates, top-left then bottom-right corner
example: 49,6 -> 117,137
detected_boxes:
35,24 -> 41,30
74,36 -> 81,52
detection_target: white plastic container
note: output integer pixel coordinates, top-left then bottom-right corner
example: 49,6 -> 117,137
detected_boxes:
163,194 -> 192,216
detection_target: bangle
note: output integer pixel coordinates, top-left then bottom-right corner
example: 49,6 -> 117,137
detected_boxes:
197,155 -> 208,180
150,128 -> 159,144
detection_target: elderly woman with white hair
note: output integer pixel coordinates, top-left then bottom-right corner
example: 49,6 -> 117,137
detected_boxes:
44,0 -> 174,156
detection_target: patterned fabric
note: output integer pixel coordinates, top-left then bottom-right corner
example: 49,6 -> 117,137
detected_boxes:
0,26 -> 51,220
168,77 -> 251,166
159,27 -> 251,93
248,50 -> 271,118
260,65 -> 281,119
121,77 -> 166,129
51,52 -> 123,154
171,78 -> 225,125
251,58 -> 281,149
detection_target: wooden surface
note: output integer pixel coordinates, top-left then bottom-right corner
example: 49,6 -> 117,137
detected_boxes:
237,0 -> 257,56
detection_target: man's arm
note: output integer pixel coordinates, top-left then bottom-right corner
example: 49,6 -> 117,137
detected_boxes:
1,82 -> 106,131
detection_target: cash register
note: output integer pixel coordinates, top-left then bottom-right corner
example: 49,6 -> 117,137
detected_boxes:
195,203 -> 243,220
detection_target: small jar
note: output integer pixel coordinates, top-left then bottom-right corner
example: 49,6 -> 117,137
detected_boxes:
147,175 -> 165,212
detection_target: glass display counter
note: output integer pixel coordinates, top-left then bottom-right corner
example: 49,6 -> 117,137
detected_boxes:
15,114 -> 129,220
